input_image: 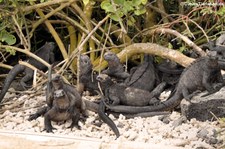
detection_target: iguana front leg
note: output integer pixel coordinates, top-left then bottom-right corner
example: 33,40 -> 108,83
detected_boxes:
109,95 -> 120,105
202,71 -> 214,92
20,68 -> 34,89
182,88 -> 201,101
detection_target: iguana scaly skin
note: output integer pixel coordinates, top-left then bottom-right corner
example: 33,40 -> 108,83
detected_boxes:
98,96 -> 120,138
97,74 -> 166,106
29,74 -> 84,132
79,55 -> 99,94
102,51 -> 130,80
125,55 -> 159,91
104,56 -> 224,114
0,42 -> 55,103
79,54 -> 120,138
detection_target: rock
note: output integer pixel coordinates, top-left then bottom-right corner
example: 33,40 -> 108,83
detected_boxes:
181,87 -> 225,121
158,115 -> 171,124
197,129 -> 209,139
172,116 -> 187,128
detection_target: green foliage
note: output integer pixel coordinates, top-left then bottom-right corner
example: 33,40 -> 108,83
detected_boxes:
217,7 -> 225,16
5,47 -> 16,55
101,0 -> 147,23
0,30 -> 16,45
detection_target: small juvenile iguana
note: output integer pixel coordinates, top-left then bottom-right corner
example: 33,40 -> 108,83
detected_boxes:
104,55 -> 224,114
0,42 -> 55,103
102,51 -> 130,80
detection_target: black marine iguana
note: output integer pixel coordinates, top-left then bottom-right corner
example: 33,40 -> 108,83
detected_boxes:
156,59 -> 184,87
29,73 -> 84,132
124,55 -> 159,91
97,74 -> 167,106
102,51 -> 130,80
0,42 -> 55,103
79,54 -> 99,94
103,55 -> 224,114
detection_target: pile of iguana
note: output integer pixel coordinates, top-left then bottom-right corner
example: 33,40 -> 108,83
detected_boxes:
97,73 -> 166,106
0,42 -> 55,103
102,53 -> 224,114
29,72 -> 85,132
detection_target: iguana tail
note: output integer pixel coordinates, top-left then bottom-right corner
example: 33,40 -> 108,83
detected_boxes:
98,96 -> 120,138
0,64 -> 26,103
104,93 -> 182,114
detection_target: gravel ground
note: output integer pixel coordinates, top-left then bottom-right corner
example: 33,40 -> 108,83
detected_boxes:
0,90 -> 224,149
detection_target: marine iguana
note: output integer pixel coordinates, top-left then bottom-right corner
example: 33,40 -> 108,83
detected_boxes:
156,60 -> 184,87
29,74 -> 84,132
79,54 -> 99,94
102,51 -> 130,80
0,42 -> 55,103
103,55 -> 225,114
97,74 -> 167,106
124,55 -> 159,91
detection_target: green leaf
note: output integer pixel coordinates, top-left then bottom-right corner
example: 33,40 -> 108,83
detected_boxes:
217,7 -> 225,16
5,47 -> 16,55
134,7 -> 146,15
132,0 -> 142,6
123,2 -> 134,14
83,0 -> 89,6
101,1 -> 115,13
0,30 -> 16,45
110,14 -> 120,21
114,0 -> 124,5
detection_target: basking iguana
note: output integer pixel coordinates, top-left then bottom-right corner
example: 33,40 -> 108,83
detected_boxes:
102,51 -> 130,80
0,42 -> 55,103
124,55 -> 159,91
79,54 -> 99,94
104,55 -> 225,114
97,74 -> 166,106
156,59 -> 184,87
29,74 -> 84,132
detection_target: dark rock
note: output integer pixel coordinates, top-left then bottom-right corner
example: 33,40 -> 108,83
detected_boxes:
181,87 -> 225,121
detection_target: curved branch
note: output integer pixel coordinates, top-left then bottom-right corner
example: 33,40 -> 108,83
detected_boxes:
145,28 -> 206,56
94,43 -> 195,71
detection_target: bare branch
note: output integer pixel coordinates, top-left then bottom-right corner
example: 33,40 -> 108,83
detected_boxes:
145,28 -> 206,56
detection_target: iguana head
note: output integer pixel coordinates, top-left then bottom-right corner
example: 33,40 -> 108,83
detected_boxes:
79,55 -> 92,75
104,51 -> 120,63
96,73 -> 115,86
51,74 -> 64,89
